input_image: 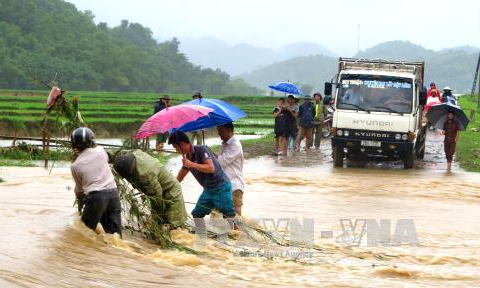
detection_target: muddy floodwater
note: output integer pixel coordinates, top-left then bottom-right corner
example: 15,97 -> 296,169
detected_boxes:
1,131 -> 480,287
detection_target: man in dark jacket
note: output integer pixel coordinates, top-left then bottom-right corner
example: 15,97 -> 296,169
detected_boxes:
296,95 -> 316,150
153,95 -> 171,152
442,111 -> 460,172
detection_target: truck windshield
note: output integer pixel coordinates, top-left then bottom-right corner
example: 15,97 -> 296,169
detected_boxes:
337,75 -> 413,114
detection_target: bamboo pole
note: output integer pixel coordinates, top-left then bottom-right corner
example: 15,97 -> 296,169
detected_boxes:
44,130 -> 50,168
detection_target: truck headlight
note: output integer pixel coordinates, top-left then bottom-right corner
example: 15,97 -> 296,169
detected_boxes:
395,133 -> 401,140
401,134 -> 408,141
337,130 -> 343,136
344,130 -> 349,137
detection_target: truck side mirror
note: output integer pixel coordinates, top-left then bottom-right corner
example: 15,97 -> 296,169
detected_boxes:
324,82 -> 332,96
419,91 -> 427,105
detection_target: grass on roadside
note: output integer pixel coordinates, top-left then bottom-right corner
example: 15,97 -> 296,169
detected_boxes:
0,143 -> 73,161
457,96 -> 480,172
209,133 -> 274,159
0,159 -> 36,167
241,133 -> 275,158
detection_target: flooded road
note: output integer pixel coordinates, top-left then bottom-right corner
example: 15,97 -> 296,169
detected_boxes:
1,131 -> 479,287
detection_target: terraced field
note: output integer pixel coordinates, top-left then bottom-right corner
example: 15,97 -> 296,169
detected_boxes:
0,90 -> 276,137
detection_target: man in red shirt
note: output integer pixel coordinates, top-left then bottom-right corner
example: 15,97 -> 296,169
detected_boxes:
442,111 -> 460,172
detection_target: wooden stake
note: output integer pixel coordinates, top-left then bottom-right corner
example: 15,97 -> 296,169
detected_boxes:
44,130 -> 50,168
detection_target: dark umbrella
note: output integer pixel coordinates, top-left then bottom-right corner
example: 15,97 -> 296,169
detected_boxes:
426,103 -> 470,131
268,82 -> 302,95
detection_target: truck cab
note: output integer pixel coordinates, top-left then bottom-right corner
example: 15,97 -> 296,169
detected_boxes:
326,58 -> 427,169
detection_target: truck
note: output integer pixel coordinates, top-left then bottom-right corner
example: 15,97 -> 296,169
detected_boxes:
324,58 -> 427,169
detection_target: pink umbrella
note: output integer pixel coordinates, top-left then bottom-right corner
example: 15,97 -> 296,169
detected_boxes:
134,104 -> 213,139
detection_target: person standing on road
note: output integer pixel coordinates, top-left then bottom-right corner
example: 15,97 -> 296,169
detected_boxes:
70,127 -> 122,236
313,92 -> 326,149
442,87 -> 456,105
273,97 -> 288,156
442,111 -> 460,172
285,95 -> 299,150
216,122 -> 244,217
190,92 -> 204,145
296,95 -> 315,150
153,95 -> 171,152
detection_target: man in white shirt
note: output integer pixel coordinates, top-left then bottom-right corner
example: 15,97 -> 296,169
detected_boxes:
70,127 -> 122,236
216,123 -> 244,216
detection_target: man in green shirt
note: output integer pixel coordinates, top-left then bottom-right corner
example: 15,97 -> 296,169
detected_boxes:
313,92 -> 326,149
113,150 -> 187,228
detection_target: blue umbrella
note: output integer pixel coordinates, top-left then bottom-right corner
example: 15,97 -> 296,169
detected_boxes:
268,82 -> 302,95
171,98 -> 247,133
426,103 -> 469,131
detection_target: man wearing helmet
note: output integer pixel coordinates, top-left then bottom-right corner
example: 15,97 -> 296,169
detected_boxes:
113,150 -> 187,228
70,127 -> 122,236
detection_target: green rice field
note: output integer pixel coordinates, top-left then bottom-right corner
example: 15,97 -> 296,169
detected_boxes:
0,90 -> 277,137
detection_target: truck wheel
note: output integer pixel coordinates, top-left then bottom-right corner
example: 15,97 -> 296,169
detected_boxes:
417,146 -> 425,160
333,145 -> 343,167
404,151 -> 414,169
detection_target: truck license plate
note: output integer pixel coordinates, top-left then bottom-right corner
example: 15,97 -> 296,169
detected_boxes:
361,140 -> 381,147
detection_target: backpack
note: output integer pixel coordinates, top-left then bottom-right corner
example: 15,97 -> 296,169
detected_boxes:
300,103 -> 315,128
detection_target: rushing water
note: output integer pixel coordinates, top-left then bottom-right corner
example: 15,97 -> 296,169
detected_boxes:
1,131 -> 480,287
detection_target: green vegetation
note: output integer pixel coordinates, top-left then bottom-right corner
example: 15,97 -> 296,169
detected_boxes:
0,177 -> 3,183
241,133 -> 275,158
457,96 -> 480,172
0,89 -> 276,164
0,90 -> 275,137
0,159 -> 36,167
0,142 -> 73,161
0,0 -> 259,95
209,133 -> 274,159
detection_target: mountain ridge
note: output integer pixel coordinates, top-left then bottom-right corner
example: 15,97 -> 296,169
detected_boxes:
239,40 -> 478,93
179,37 -> 336,75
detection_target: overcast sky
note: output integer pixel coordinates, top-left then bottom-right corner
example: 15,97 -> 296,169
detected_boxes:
67,0 -> 480,56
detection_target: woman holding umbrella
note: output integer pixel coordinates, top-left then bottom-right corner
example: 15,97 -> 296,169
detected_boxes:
426,102 -> 469,172
442,110 -> 460,172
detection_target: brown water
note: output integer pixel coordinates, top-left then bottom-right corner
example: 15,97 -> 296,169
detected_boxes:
1,131 -> 480,287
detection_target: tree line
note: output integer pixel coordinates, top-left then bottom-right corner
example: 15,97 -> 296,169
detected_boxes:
0,0 -> 260,95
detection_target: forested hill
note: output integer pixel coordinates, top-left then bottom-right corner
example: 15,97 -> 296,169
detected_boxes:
0,0 -> 259,95
355,41 -> 478,92
241,41 -> 478,93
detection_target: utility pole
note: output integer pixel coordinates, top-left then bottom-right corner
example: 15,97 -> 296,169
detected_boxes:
478,68 -> 480,108
471,52 -> 480,98
357,24 -> 360,54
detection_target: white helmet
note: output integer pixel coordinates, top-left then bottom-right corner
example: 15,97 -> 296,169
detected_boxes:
443,86 -> 452,91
